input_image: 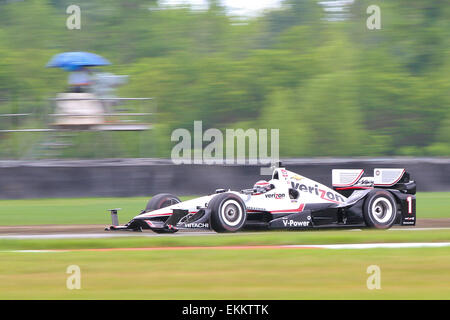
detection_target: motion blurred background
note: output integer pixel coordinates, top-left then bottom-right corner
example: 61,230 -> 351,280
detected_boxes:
0,0 -> 448,160
0,1 -> 449,301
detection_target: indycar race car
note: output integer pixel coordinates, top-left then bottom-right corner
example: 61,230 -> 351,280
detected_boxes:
105,165 -> 416,233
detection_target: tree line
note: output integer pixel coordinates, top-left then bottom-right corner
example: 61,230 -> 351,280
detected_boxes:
0,0 -> 448,158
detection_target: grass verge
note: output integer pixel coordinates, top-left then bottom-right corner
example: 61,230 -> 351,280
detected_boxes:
0,247 -> 449,299
0,229 -> 449,251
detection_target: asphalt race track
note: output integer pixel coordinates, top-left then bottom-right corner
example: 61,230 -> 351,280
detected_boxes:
0,219 -> 449,239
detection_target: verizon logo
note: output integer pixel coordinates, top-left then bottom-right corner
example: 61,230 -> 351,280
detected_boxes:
265,193 -> 285,199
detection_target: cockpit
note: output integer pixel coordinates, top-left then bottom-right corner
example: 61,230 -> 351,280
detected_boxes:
252,180 -> 274,194
272,170 -> 279,180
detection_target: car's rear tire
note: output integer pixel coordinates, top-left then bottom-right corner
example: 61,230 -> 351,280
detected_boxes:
363,190 -> 397,229
208,192 -> 247,233
145,193 -> 181,212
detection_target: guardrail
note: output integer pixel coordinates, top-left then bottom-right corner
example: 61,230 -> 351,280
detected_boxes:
0,97 -> 155,158
0,97 -> 153,132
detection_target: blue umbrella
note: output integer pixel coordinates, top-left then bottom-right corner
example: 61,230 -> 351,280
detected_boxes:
46,52 -> 111,71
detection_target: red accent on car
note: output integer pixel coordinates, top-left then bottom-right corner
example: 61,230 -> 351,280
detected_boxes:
335,186 -> 373,190
270,203 -> 305,214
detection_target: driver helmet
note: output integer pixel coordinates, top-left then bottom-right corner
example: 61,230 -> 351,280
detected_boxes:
253,180 -> 271,194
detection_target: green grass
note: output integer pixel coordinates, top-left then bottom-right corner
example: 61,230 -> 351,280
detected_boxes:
0,220 -> 448,299
0,192 -> 448,226
0,196 -> 193,225
418,192 -> 450,218
0,229 -> 449,251
0,247 -> 449,299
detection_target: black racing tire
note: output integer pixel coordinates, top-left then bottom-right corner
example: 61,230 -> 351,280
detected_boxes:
363,190 -> 397,229
144,193 -> 181,234
145,193 -> 181,212
208,192 -> 247,233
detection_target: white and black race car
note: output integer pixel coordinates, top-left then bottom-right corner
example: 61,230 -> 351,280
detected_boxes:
105,165 -> 416,233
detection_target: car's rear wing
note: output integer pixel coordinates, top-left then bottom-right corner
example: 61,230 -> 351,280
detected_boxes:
332,169 -> 365,187
332,168 -> 415,194
373,168 -> 405,186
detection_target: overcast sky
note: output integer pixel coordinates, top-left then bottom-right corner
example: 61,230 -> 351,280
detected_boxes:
159,0 -> 283,16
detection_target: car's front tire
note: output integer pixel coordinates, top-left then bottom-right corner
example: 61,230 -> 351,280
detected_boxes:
363,190 -> 397,229
208,193 -> 247,233
145,193 -> 181,212
144,193 -> 181,234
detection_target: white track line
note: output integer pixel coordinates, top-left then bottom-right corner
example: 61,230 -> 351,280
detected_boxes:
286,242 -> 450,249
2,242 -> 450,253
